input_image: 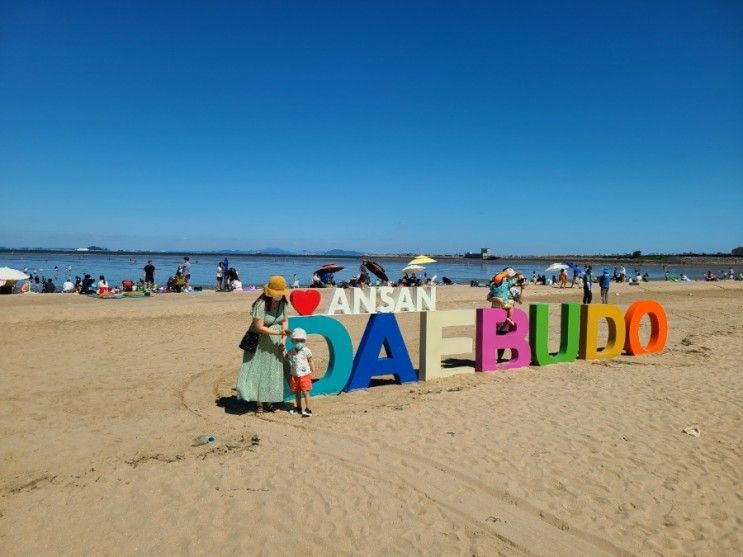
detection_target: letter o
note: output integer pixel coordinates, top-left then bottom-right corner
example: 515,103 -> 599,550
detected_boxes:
624,300 -> 668,355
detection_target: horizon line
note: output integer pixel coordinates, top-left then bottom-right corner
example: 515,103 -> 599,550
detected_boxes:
1,246 -> 740,260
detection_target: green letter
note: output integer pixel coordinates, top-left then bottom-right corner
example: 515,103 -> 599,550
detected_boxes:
529,304 -> 581,365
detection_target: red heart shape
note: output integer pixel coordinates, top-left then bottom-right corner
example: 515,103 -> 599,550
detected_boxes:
290,289 -> 321,316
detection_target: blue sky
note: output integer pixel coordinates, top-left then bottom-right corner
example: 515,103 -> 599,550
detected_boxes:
1,1 -> 741,254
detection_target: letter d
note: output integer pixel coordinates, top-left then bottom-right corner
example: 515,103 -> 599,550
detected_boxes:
287,315 -> 353,398
579,305 -> 626,360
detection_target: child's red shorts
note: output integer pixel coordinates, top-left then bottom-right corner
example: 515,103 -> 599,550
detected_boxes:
290,375 -> 312,393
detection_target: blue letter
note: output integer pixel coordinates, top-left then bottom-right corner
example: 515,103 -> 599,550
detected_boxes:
345,314 -> 417,391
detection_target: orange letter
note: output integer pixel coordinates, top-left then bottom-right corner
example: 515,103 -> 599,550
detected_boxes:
624,300 -> 668,355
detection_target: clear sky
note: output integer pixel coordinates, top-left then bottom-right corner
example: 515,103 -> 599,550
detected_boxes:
1,1 -> 741,255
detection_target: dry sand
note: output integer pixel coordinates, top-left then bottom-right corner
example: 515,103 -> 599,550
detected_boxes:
1,281 -> 741,555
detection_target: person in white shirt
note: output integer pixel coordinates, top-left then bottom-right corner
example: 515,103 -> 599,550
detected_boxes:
216,262 -> 224,290
284,328 -> 315,417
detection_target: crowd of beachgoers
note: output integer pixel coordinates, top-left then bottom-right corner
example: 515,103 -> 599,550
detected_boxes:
524,265 -> 740,287
12,257 -> 203,296
3,255 -> 741,297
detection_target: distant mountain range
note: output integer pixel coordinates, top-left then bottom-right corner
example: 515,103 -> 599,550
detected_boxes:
0,246 -> 366,257
320,249 -> 365,257
215,248 -> 365,257
1,246 -> 739,260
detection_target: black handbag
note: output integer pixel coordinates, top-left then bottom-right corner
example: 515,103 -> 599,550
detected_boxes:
239,330 -> 260,352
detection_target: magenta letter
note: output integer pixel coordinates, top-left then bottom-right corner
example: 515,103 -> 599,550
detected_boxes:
476,308 -> 531,372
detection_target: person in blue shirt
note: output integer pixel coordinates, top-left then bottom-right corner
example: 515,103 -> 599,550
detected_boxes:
319,272 -> 334,286
599,268 -> 611,304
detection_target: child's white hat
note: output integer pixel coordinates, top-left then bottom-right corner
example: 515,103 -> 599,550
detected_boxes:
291,328 -> 307,341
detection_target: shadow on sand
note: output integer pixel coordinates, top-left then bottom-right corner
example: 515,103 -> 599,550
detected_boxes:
215,396 -> 292,415
215,395 -> 253,415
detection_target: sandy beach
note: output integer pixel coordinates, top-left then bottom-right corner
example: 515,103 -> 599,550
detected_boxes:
1,281 -> 741,555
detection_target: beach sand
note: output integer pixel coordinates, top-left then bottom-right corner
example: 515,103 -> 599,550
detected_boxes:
1,282 -> 741,555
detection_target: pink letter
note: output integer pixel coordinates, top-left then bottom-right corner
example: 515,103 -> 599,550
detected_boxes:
476,308 -> 531,372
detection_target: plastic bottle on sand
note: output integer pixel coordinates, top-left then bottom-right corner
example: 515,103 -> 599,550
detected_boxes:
192,435 -> 216,446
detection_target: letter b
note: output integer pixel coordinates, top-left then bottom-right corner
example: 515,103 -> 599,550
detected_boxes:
476,308 -> 531,371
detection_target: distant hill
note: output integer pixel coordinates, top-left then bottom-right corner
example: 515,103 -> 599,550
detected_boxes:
323,249 -> 364,257
251,247 -> 294,255
244,247 -> 364,257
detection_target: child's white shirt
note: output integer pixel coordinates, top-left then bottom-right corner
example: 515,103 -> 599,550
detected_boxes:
288,346 -> 313,377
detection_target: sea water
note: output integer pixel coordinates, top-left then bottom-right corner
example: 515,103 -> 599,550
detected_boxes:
0,252 -> 731,289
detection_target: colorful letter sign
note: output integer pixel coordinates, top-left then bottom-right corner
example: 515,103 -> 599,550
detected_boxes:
281,299 -> 668,400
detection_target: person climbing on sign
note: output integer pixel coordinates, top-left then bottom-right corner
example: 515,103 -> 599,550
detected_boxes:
487,268 -> 522,329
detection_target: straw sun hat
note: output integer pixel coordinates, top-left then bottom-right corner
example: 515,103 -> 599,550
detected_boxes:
263,275 -> 289,298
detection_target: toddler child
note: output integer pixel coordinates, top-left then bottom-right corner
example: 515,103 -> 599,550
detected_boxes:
285,328 -> 315,417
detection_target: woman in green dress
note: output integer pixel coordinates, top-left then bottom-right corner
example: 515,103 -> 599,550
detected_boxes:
236,275 -> 290,413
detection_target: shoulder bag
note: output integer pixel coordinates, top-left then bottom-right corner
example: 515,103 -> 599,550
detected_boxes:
239,330 -> 260,352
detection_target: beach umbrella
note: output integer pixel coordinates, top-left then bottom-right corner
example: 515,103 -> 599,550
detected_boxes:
544,263 -> 569,273
0,267 -> 29,281
408,255 -> 437,266
361,259 -> 388,282
314,263 -> 344,275
402,264 -> 425,274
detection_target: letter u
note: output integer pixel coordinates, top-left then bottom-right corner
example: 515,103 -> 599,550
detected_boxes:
529,304 -> 581,365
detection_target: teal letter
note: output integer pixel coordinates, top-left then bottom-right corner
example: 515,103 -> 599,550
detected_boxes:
286,315 -> 353,399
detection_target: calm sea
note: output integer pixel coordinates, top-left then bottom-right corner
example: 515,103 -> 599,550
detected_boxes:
0,253 -> 733,289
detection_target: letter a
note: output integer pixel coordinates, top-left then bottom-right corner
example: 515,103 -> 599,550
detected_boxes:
345,314 -> 417,391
